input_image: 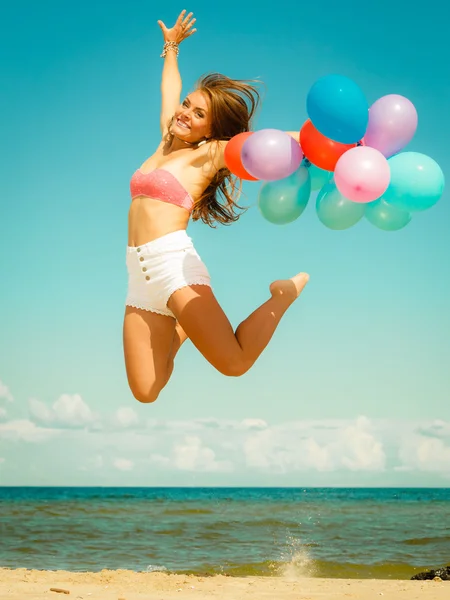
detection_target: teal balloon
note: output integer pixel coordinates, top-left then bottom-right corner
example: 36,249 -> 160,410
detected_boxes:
384,152 -> 445,211
307,162 -> 332,191
365,197 -> 411,231
316,182 -> 365,230
258,165 -> 311,225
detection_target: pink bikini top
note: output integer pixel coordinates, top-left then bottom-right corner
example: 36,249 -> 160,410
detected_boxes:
130,168 -> 194,213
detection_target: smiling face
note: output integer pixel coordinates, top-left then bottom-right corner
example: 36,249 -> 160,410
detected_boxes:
171,90 -> 212,143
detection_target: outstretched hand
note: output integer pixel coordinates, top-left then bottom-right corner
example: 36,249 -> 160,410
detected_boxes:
158,10 -> 197,44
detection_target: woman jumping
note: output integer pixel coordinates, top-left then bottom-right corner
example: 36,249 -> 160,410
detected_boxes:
123,10 -> 309,403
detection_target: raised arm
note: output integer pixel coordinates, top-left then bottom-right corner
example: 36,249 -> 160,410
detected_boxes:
157,10 -> 197,137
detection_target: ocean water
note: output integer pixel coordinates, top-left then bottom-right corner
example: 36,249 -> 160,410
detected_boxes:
0,487 -> 449,579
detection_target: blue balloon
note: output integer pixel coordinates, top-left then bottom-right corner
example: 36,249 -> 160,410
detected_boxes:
258,166 -> 311,225
365,197 -> 411,231
383,152 -> 445,212
316,182 -> 365,230
307,74 -> 369,144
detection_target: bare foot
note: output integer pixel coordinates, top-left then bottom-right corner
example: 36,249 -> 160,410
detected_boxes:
269,272 -> 309,304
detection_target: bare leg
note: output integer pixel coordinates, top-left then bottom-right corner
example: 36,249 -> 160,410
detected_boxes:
166,322 -> 189,381
167,272 -> 309,376
123,306 -> 176,403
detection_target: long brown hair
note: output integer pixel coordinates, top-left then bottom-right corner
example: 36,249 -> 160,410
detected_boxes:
173,73 -> 262,227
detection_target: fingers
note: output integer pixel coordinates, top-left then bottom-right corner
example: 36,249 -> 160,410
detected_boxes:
157,20 -> 166,32
176,9 -> 187,25
181,11 -> 193,28
183,17 -> 196,34
180,12 -> 196,40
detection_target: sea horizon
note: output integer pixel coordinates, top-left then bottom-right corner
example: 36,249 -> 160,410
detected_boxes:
1,485 -> 449,488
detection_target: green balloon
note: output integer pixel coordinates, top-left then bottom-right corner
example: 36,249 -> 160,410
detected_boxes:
365,197 -> 411,231
258,165 -> 311,225
308,163 -> 332,191
384,152 -> 445,212
316,182 -> 365,230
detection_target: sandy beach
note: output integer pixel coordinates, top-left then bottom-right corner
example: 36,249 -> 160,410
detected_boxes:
0,568 -> 448,600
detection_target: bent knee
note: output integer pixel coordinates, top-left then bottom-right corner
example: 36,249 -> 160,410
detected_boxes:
130,380 -> 166,404
217,357 -> 252,378
133,389 -> 160,404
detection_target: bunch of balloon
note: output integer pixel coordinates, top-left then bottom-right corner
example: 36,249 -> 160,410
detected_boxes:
304,75 -> 445,231
362,96 -> 445,231
224,130 -> 311,225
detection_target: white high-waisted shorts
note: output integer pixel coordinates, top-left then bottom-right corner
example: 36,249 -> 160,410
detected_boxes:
125,230 -> 211,318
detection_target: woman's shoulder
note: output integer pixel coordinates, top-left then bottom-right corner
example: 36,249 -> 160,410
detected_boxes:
194,139 -> 228,170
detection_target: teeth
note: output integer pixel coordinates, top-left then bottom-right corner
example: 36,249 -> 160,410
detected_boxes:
177,119 -> 189,129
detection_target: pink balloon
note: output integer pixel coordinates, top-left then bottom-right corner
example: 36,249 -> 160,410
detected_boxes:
364,94 -> 418,158
334,146 -> 390,203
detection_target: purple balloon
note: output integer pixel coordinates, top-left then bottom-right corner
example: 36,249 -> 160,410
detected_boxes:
241,129 -> 303,181
364,94 -> 418,158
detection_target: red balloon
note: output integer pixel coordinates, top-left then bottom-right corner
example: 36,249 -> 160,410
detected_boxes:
224,132 -> 259,181
300,120 -> 357,171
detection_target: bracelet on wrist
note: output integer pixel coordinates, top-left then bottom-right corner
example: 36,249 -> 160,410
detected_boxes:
160,41 -> 179,58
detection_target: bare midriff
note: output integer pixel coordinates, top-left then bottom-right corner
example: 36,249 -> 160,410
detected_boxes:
127,196 -> 191,247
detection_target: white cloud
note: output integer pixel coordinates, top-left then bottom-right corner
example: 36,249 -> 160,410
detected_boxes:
243,416 -> 385,473
113,458 -> 134,471
0,380 -> 13,403
0,407 -> 7,421
169,436 -> 233,472
302,437 -> 333,471
417,420 -> 450,441
1,401 -> 449,484
165,420 -> 205,433
335,416 -> 386,472
28,394 -> 96,429
398,435 -> 450,474
28,399 -> 53,425
112,407 -> 140,429
240,418 -> 268,430
243,428 -> 333,473
244,429 -> 276,469
0,419 -> 58,443
0,458 -> 5,465
192,417 -> 224,429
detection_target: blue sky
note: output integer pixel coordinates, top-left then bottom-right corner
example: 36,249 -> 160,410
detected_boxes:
1,0 -> 449,486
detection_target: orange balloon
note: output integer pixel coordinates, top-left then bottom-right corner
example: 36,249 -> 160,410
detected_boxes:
300,120 -> 357,171
224,132 -> 259,181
